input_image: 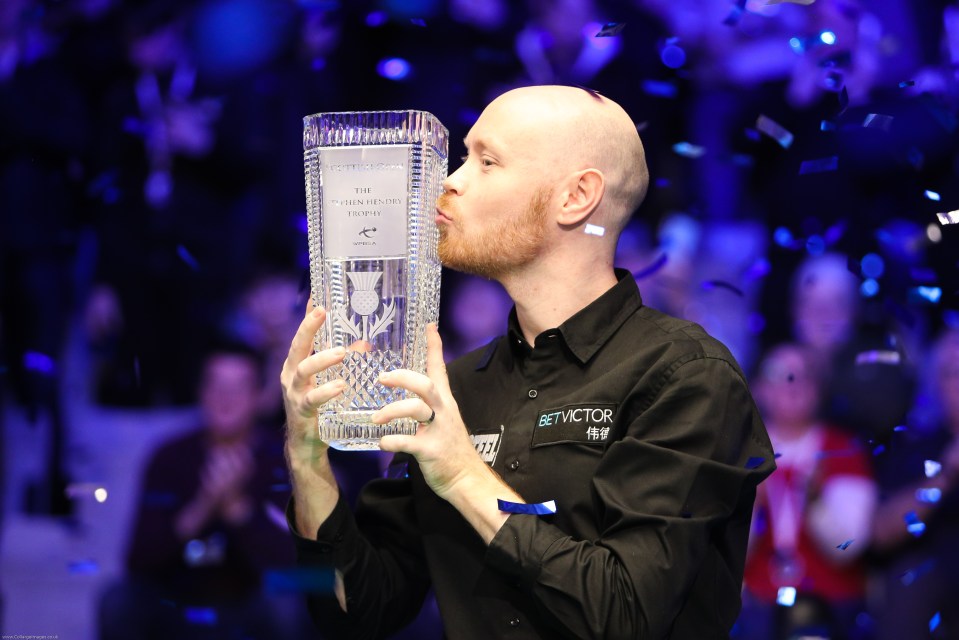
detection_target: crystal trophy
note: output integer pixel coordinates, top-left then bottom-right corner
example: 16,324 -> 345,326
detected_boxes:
304,111 -> 447,450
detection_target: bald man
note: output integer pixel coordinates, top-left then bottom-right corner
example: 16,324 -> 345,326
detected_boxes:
283,86 -> 775,639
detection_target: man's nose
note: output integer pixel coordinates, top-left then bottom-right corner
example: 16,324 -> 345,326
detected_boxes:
442,164 -> 464,195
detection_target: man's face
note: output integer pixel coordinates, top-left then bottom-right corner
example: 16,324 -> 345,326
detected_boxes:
200,354 -> 260,440
435,98 -> 554,280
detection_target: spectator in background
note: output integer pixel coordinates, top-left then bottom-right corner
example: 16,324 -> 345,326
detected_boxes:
790,252 -> 914,441
741,343 -> 877,640
98,342 -> 310,640
870,328 -> 959,640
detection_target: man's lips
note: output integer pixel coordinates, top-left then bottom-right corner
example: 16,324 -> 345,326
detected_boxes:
435,207 -> 453,224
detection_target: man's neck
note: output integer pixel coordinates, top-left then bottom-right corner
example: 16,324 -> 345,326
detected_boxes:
500,261 -> 618,345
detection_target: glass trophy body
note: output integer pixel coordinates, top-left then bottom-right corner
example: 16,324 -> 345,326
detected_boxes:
303,111 -> 447,450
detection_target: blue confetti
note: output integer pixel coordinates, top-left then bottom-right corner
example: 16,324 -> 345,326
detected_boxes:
900,559 -> 935,585
893,425 -> 907,432
910,286 -> 942,304
409,17 -> 426,27
863,113 -> 894,132
799,156 -> 839,175
386,460 -> 409,480
498,499 -> 557,515
872,444 -> 886,456
925,190 -> 941,201
23,351 -> 56,376
376,57 -> 411,81
910,267 -> 938,282
595,22 -> 626,37
641,79 -> 678,99
855,350 -> 900,365
838,86 -> 849,115
756,115 -> 794,148
264,567 -> 335,595
930,612 -> 941,632
924,460 -> 943,478
673,142 -> 706,158
184,607 -> 218,626
907,147 -> 925,170
915,488 -> 942,504
176,245 -> 200,271
702,280 -> 745,297
821,120 -> 837,131
904,510 -> 926,537
836,539 -> 854,550
860,278 -> 880,298
745,457 -> 765,469
899,80 -> 915,88
633,253 -> 668,280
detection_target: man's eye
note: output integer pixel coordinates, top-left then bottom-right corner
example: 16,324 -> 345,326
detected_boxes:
481,158 -> 494,167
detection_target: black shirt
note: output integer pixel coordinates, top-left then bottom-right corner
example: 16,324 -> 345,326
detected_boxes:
289,270 -> 775,639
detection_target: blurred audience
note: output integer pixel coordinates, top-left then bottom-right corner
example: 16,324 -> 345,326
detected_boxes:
98,342 -> 310,639
740,343 -> 877,640
789,252 -> 915,441
869,329 -> 959,640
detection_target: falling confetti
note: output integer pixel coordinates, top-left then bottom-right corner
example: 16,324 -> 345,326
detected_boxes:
702,280 -> 745,297
409,18 -> 426,27
910,286 -> 943,304
925,190 -> 941,201
745,457 -> 765,469
176,245 -> 201,271
899,80 -> 916,88
498,499 -> 557,515
915,488 -> 942,504
904,511 -> 926,536
776,586 -> 797,606
673,142 -> 706,158
838,86 -> 849,114
855,350 -> 901,365
641,79 -> 678,98
930,612 -> 941,632
936,210 -> 959,225
184,607 -> 218,626
633,253 -> 669,280
756,115 -> 794,148
836,539 -> 854,550
799,156 -> 839,174
863,113 -> 894,131
820,120 -> 837,131
924,460 -> 942,478
595,22 -> 626,37
68,559 -> 100,575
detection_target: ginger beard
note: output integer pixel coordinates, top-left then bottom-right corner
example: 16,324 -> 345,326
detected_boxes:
437,187 -> 551,280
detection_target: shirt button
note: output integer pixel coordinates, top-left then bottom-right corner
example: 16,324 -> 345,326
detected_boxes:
528,389 -> 537,398
509,460 -> 520,471
509,617 -> 521,627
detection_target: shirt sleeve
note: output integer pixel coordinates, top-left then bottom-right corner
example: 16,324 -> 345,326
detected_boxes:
485,355 -> 775,639
288,466 -> 432,640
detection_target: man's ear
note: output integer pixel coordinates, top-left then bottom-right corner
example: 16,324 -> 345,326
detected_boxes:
556,169 -> 605,226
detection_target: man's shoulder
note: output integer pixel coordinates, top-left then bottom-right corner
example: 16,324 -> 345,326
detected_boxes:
628,304 -> 742,374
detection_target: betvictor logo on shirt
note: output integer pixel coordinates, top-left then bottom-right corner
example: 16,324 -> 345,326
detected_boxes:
532,403 -> 617,447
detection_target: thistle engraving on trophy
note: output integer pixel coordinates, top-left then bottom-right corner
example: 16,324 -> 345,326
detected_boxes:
332,271 -> 396,344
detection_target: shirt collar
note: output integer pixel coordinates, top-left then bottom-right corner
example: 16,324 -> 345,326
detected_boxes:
506,269 -> 643,364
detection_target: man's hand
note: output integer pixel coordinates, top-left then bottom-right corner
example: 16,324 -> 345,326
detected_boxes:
375,325 -> 522,544
281,304 -> 349,537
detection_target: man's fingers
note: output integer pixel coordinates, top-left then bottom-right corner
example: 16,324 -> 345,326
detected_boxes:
425,324 -> 452,395
371,398 -> 431,425
379,434 -> 419,454
378,369 -> 436,405
286,306 -> 327,374
300,380 -> 347,416
295,347 -> 347,385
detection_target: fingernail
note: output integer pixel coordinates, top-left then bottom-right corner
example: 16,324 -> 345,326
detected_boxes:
334,347 -> 347,357
312,307 -> 324,317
